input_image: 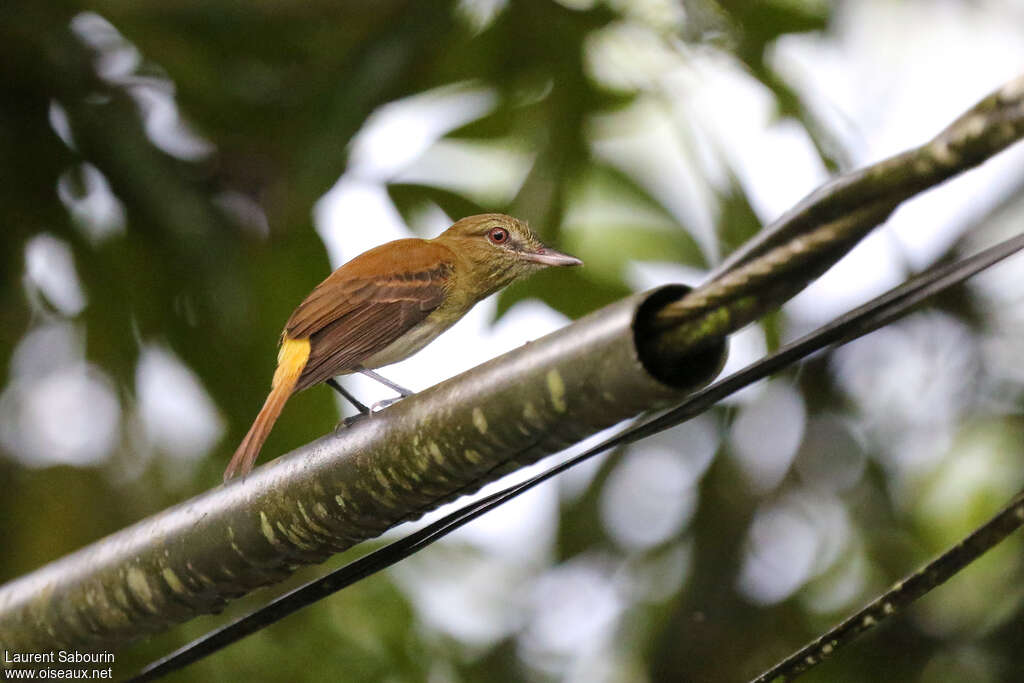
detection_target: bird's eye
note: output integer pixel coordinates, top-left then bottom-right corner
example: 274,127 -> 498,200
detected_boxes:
487,227 -> 509,244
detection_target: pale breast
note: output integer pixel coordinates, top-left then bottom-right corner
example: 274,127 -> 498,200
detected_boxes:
359,308 -> 462,369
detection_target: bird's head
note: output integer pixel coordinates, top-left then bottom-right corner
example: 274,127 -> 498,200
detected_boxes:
434,213 -> 582,297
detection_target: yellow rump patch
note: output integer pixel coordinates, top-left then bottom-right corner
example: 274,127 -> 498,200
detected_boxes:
273,337 -> 311,388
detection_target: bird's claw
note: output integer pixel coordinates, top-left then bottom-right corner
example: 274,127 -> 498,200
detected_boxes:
338,413 -> 369,429
334,398 -> 404,430
371,397 -> 402,412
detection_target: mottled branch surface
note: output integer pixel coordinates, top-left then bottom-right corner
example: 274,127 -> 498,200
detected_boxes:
0,290 -> 724,655
1,74 -> 1023,660
652,74 -> 1024,354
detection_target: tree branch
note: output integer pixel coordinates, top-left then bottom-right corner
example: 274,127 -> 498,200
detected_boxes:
0,288 -> 726,655
126,230 -> 1024,683
652,74 -> 1024,350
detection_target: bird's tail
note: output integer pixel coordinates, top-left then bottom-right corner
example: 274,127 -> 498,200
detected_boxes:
223,337 -> 310,481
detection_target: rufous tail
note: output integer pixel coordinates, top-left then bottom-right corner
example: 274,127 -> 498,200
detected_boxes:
223,337 -> 311,481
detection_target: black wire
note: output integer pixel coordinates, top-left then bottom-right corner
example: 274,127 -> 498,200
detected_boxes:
126,232 -> 1024,683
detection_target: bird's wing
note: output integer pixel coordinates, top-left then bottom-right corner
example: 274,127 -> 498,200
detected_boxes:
284,239 -> 455,392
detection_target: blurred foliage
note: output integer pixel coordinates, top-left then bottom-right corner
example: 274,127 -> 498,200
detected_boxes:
3,0 -> 1024,682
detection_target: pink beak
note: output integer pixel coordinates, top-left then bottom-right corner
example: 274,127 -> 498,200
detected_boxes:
521,246 -> 583,267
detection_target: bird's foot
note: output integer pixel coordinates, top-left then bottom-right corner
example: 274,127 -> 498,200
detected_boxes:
338,413 -> 369,429
335,398 -> 404,429
371,397 -> 403,412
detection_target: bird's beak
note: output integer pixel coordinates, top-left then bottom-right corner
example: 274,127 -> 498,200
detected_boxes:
520,245 -> 583,267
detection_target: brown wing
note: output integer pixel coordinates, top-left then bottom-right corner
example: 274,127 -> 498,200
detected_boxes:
285,239 -> 454,392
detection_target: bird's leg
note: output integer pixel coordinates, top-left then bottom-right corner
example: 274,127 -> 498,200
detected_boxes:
326,378 -> 371,426
356,367 -> 414,412
357,368 -> 414,396
326,378 -> 371,413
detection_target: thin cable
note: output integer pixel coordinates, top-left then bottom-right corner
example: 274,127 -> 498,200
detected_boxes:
749,486 -> 1024,683
127,232 -> 1024,683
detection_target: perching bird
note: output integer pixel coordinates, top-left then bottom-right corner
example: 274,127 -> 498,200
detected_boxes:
223,214 -> 582,481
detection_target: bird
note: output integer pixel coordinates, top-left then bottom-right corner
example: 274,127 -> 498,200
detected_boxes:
223,213 -> 582,481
